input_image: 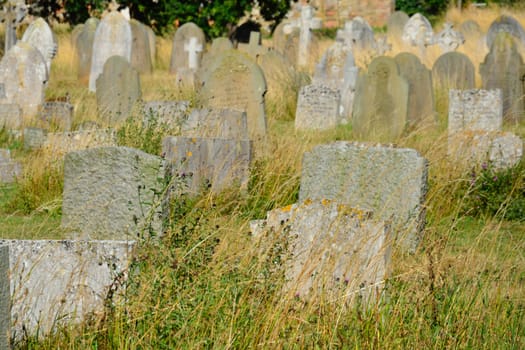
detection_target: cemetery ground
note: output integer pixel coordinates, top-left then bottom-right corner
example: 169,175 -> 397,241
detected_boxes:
0,7 -> 525,348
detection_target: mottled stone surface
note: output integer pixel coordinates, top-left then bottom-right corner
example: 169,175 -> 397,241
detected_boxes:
42,129 -> 117,157
0,149 -> 22,183
448,89 -> 502,134
295,84 -> 341,131
432,52 -> 475,92
299,141 -> 428,251
257,200 -> 391,302
23,127 -> 47,150
402,13 -> 434,49
387,11 -> 409,41
0,244 -> 8,350
435,22 -> 464,52
36,101 -> 73,131
338,17 -> 376,52
170,22 -> 205,74
75,18 -> 99,83
130,19 -> 153,74
182,108 -> 248,139
163,136 -> 252,195
62,147 -> 165,240
1,239 -> 134,341
21,17 -> 57,72
352,56 -> 408,142
0,103 -> 22,130
89,12 -> 132,92
486,15 -> 525,50
142,100 -> 189,131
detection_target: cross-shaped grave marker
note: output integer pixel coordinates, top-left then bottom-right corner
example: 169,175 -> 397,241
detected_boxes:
184,36 -> 203,70
238,31 -> 268,63
0,1 -> 27,54
298,4 -> 315,67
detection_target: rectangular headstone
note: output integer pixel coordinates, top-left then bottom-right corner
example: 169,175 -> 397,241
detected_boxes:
0,244 -> 9,350
163,136 -> 252,195
448,89 -> 503,134
295,84 -> 341,131
42,129 -> 117,156
37,101 -> 73,131
299,141 -> 428,251
181,108 -> 249,139
61,147 -> 165,240
142,100 -> 189,131
1,239 -> 134,341
0,103 -> 22,130
23,127 -> 48,150
0,148 -> 22,183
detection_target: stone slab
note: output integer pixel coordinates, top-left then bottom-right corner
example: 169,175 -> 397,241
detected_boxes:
0,148 -> 22,183
0,103 -> 22,130
0,244 -> 9,350
295,84 -> 341,131
181,108 -> 248,139
448,89 -> 502,134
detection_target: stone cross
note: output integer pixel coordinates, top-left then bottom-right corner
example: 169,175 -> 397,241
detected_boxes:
184,36 -> 203,70
238,31 -> 268,62
298,4 -> 315,67
0,1 -> 27,54
435,22 -> 465,52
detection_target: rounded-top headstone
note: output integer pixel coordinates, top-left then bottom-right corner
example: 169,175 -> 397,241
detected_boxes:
459,19 -> 482,39
486,15 -> 525,50
76,18 -> 99,83
21,17 -> 57,73
129,19 -> 153,74
88,11 -> 132,92
402,13 -> 434,47
387,11 -> 409,40
170,22 -> 206,74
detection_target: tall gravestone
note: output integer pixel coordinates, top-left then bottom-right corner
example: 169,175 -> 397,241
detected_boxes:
96,55 -> 141,125
75,18 -> 99,84
486,15 -> 525,50
0,41 -> 48,118
299,141 -> 428,252
297,4 -> 320,68
130,19 -> 153,74
337,17 -> 376,53
395,52 -> 434,125
169,22 -> 205,74
402,13 -> 434,52
480,32 -> 525,123
89,11 -> 132,92
352,56 -> 408,142
199,50 -> 267,140
387,11 -> 409,42
20,17 -> 57,73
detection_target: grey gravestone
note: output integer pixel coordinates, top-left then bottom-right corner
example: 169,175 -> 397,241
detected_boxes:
163,136 -> 252,195
337,17 -> 376,53
42,129 -> 117,157
142,100 -> 189,130
402,13 -> 434,52
299,141 -> 428,252
459,19 -> 482,40
130,19 -> 153,74
169,22 -> 205,74
480,32 -> 525,123
21,17 -> 58,73
448,89 -> 502,134
435,22 -> 464,53
3,239 -> 134,341
295,84 -> 341,131
75,18 -> 99,84
387,11 -> 409,41
199,50 -> 267,140
395,52 -> 434,125
258,200 -> 391,302
297,4 -> 320,68
352,56 -> 408,142
145,25 -> 156,66
182,108 -> 248,139
486,15 -> 525,50
238,31 -> 268,63
96,55 -> 141,125
23,127 -> 47,149
70,23 -> 84,47
0,103 -> 22,130
0,244 -> 8,350
62,147 -> 164,240
89,11 -> 132,92
0,1 -> 27,54
272,21 -> 292,54
37,101 -> 73,131
0,148 -> 21,183
314,41 -> 352,89
201,37 -> 233,70
0,42 -> 48,118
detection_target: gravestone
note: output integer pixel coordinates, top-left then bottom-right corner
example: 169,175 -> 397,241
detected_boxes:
3,239 -> 134,341
448,89 -> 502,134
36,101 -> 73,131
163,136 -> 252,195
0,244 -> 8,350
486,15 -> 525,50
0,1 -> 27,54
62,147 -> 165,240
142,100 -> 189,131
401,13 -> 434,52
199,50 -> 267,140
257,200 -> 391,302
337,17 -> 376,53
130,19 -> 153,74
387,11 -> 409,41
295,84 -> 341,131
169,22 -> 205,74
0,148 -> 21,183
298,4 -> 320,67
0,103 -> 22,130
89,11 -> 132,92
258,50 -> 297,103
42,128 -> 117,157
20,17 -> 57,72
70,23 -> 84,47
459,19 -> 482,40
0,41 -> 48,118
75,18 -> 99,83
299,141 -> 428,251
480,32 -> 525,123
23,127 -> 47,149
435,22 -> 464,53
352,56 -> 408,142
272,20 -> 293,54
314,41 -> 351,89
340,51 -> 360,121
210,37 -> 233,53
145,25 -> 156,66
238,31 -> 268,63
181,108 -> 248,140
395,52 -> 434,125
96,55 -> 141,125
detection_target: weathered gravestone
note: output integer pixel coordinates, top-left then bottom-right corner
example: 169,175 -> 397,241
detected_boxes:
299,141 -> 428,251
486,15 -> 525,51
36,101 -> 73,131
295,84 -> 341,131
163,136 -> 252,195
181,108 -> 248,139
0,41 -> 48,118
255,200 -> 391,302
387,11 -> 409,42
96,55 -> 141,125
0,103 -> 22,130
75,18 -> 99,84
480,32 -> 525,124
0,148 -> 21,183
402,13 -> 434,52
0,1 -> 28,55
394,52 -> 434,125
20,17 -> 57,73
238,31 -> 268,63
0,244 -> 8,350
337,17 -> 376,53
23,127 -> 47,149
130,19 -> 153,74
201,37 -> 233,70
352,56 -> 408,142
145,25 -> 156,66
169,22 -> 205,75
448,89 -> 502,134
199,50 -> 267,140
142,100 -> 189,131
297,4 -> 322,68
89,11 -> 132,92
272,20 -> 294,55
61,147 -> 164,240
41,128 -> 117,157
459,19 -> 483,41
435,22 -> 464,53
258,50 -> 298,110
2,239 -> 134,341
